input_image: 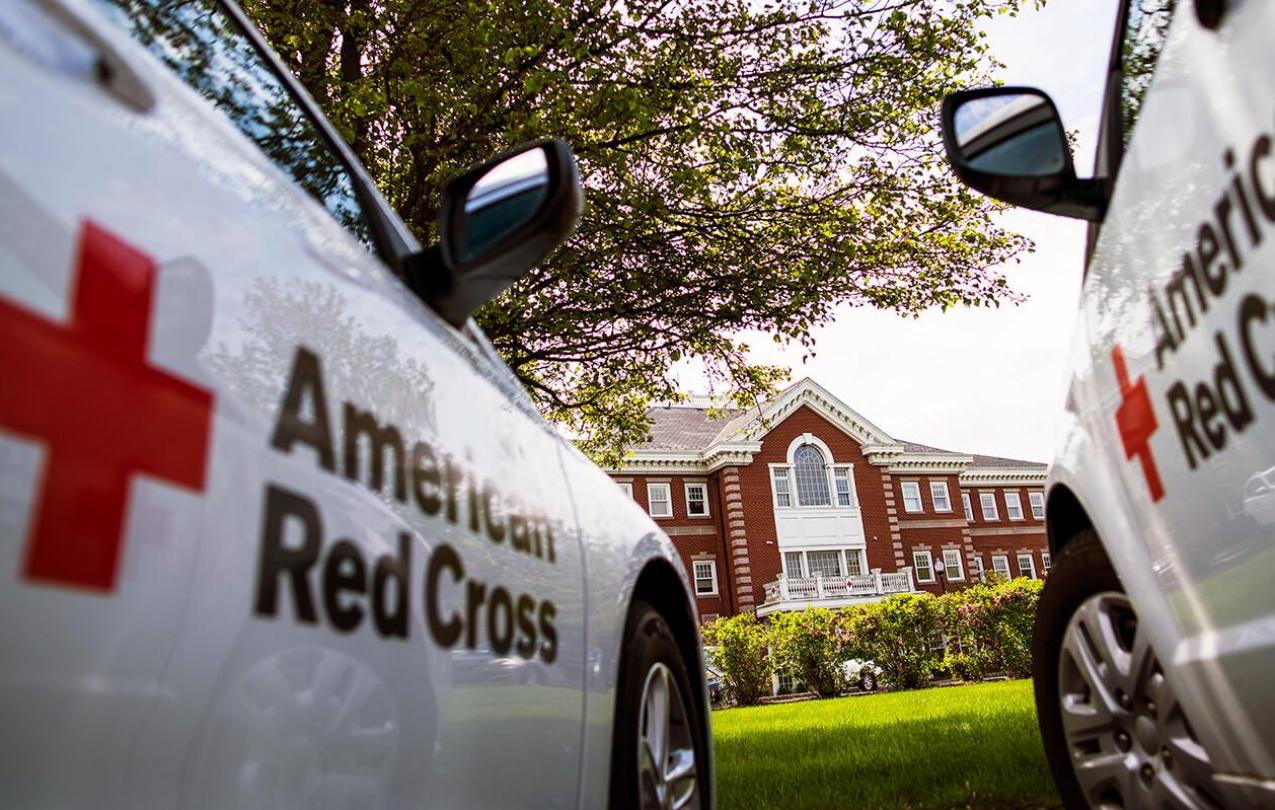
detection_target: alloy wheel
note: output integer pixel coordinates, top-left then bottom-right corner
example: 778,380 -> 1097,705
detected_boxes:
637,662 -> 699,810
1058,592 -> 1224,809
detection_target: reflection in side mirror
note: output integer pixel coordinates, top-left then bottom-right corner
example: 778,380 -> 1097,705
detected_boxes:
940,86 -> 1105,222
951,92 -> 1066,177
414,138 -> 583,328
461,148 -> 550,262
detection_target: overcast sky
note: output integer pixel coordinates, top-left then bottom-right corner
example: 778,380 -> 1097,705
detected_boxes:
682,0 -> 1123,463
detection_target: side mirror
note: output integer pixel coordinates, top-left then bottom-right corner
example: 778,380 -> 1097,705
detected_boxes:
940,87 -> 1105,222
416,138 -> 582,327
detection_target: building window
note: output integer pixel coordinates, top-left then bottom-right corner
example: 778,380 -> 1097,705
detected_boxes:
772,467 -> 792,508
971,555 -> 985,581
962,492 -> 974,521
617,482 -> 633,499
844,549 -> 866,577
685,482 -> 709,517
833,467 -> 854,507
979,492 -> 999,521
913,550 -> 934,583
693,560 -> 718,595
901,481 -> 923,513
647,482 -> 672,517
1041,551 -> 1052,572
1030,491 -> 1045,520
930,481 -> 952,512
806,550 -> 843,579
783,551 -> 805,578
991,554 -> 1011,579
1005,491 -> 1024,520
1017,552 -> 1037,579
793,444 -> 831,506
942,549 -> 965,581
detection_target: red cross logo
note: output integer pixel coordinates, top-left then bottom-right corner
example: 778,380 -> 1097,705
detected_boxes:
1112,345 -> 1164,502
0,221 -> 214,592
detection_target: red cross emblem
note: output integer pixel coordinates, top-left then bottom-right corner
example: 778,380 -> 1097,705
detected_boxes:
1112,345 -> 1164,502
0,221 -> 214,592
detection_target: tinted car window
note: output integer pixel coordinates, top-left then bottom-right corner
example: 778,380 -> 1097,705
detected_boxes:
1120,0 -> 1177,146
92,0 -> 372,247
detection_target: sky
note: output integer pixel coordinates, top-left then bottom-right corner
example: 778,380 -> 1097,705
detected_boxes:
682,0 -> 1123,464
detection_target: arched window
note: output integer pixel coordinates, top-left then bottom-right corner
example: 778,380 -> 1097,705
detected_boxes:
792,444 -> 831,506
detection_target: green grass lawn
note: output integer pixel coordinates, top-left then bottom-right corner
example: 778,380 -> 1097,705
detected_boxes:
712,679 -> 1061,810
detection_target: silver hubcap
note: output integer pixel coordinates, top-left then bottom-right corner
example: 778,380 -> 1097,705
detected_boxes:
1058,592 -> 1228,809
638,662 -> 699,810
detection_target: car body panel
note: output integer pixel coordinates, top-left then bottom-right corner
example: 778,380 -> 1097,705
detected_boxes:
0,0 -> 706,807
1053,0 -> 1275,779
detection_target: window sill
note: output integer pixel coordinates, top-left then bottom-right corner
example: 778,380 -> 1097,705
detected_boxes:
695,592 -> 719,599
686,514 -> 712,520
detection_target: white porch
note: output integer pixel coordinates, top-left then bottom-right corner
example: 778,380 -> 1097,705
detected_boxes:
757,568 -> 916,617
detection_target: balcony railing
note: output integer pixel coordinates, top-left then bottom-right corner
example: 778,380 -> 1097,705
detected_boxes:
762,568 -> 915,606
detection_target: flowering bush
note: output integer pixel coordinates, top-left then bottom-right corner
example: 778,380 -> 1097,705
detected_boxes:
938,577 -> 1043,678
767,608 -> 847,698
841,593 -> 943,690
703,612 -> 773,706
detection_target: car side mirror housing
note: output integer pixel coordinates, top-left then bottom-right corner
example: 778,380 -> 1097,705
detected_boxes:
412,138 -> 582,328
940,87 -> 1106,222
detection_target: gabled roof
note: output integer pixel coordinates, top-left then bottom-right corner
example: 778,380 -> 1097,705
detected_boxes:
619,377 -> 1045,479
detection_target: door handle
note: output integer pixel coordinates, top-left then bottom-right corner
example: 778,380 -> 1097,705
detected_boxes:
0,0 -> 154,113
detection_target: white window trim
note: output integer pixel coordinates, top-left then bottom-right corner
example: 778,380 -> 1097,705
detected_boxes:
1005,491 -> 1025,521
901,481 -> 924,513
769,463 -> 794,509
930,480 -> 952,513
991,554 -> 1011,579
833,465 -> 859,508
971,555 -> 985,581
1017,552 -> 1037,579
1041,551 -> 1052,572
1029,491 -> 1045,520
913,549 -> 935,583
942,548 -> 965,581
646,482 -> 672,518
980,491 -> 1000,522
693,559 -> 719,596
962,491 -> 974,522
617,482 -> 633,499
684,482 -> 710,518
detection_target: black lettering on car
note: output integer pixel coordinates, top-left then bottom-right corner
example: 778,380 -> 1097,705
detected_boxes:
270,347 -> 335,471
538,601 -> 558,664
372,532 -> 411,639
255,483 -> 322,623
344,403 -> 408,502
323,539 -> 368,633
425,543 -> 463,647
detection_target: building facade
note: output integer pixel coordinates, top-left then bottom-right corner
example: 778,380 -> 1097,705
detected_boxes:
607,379 -> 1050,622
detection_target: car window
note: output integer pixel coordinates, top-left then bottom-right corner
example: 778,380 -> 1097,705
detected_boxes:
91,0 -> 373,247
1120,0 -> 1177,146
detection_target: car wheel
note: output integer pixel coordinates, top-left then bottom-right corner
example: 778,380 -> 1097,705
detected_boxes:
861,672 -> 877,692
1033,530 -> 1227,809
609,599 -> 707,810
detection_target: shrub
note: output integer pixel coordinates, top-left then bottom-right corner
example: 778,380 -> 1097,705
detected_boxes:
768,608 -> 847,698
940,577 -> 1044,679
705,613 -> 773,706
842,593 -> 942,690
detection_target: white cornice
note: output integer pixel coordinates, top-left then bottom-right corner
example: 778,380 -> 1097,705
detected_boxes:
741,379 -> 896,447
885,453 -> 975,474
959,467 -> 1048,486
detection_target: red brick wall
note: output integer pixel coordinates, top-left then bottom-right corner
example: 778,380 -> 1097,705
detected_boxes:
612,472 -> 730,619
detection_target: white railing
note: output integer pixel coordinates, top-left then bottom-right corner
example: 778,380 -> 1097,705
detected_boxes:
762,567 -> 915,605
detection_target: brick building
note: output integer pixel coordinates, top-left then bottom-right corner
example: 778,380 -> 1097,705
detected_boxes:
607,378 -> 1050,621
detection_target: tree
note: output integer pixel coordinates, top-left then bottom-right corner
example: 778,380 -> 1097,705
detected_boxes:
245,0 -> 1034,463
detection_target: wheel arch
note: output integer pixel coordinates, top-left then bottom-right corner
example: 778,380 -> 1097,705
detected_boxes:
629,557 -> 707,710
1046,482 -> 1095,555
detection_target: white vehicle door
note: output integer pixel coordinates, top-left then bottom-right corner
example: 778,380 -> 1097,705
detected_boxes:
0,1 -> 586,807
1080,0 -> 1275,775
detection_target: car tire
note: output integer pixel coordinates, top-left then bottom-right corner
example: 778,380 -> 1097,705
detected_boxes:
1033,530 -> 1229,809
609,599 -> 708,810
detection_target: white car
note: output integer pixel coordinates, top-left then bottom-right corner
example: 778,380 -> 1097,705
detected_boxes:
0,1 -> 711,808
941,2 -> 1275,808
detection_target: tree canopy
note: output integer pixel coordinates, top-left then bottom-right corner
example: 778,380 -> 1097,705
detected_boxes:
245,0 -> 1034,464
